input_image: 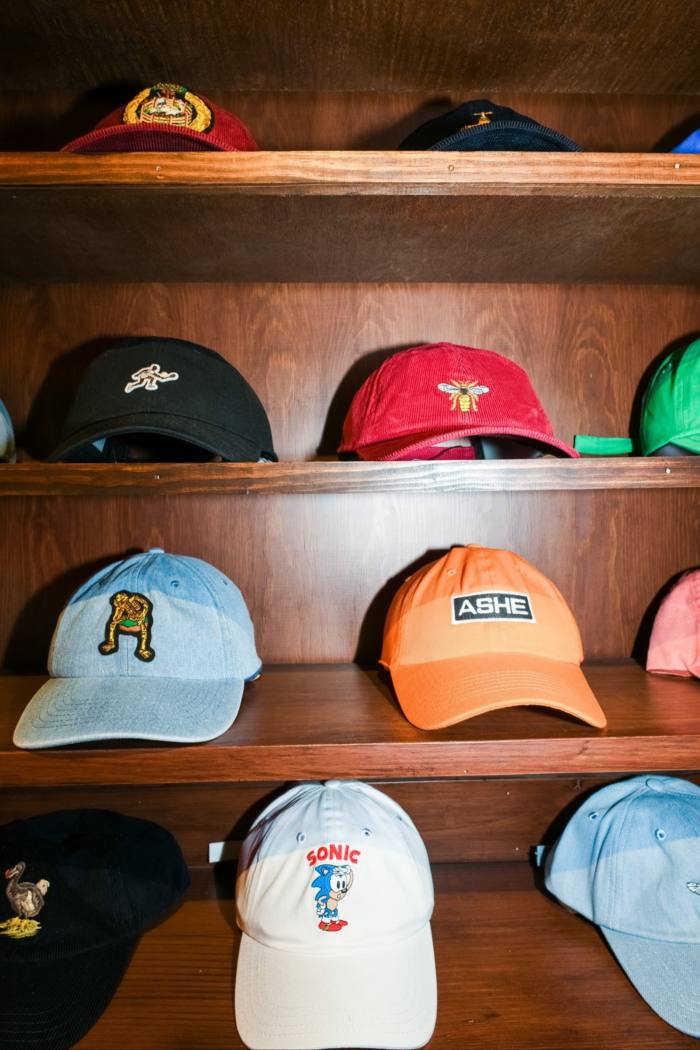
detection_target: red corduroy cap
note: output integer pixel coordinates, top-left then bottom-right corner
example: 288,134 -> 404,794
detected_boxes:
63,83 -> 258,153
339,342 -> 578,460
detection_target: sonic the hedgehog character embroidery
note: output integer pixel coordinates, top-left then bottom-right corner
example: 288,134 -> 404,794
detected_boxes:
311,863 -> 353,932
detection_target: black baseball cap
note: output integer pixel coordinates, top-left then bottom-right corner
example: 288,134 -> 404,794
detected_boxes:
400,99 -> 581,151
0,809 -> 189,1050
49,337 -> 277,462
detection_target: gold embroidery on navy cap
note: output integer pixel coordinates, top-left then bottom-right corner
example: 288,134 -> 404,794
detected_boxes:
437,379 -> 490,413
461,110 -> 493,130
124,363 -> 179,394
99,591 -> 155,662
1,862 -> 50,938
122,83 -> 214,133
309,848 -> 356,933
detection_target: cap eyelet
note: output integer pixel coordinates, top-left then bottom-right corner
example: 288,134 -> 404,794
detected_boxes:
655,828 -> 667,842
588,811 -> 599,821
362,828 -> 372,837
446,568 -> 457,576
296,831 -> 306,844
170,579 -> 180,589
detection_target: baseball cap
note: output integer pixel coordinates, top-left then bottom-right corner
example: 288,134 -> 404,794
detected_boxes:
13,548 -> 261,748
235,780 -> 436,1050
672,129 -> 700,153
544,775 -> 700,1037
647,570 -> 700,678
0,808 -> 189,1050
49,336 -> 277,463
63,82 -> 258,152
575,338 -> 700,456
0,398 -> 15,462
339,343 -> 578,460
380,545 -> 606,730
399,99 -> 580,151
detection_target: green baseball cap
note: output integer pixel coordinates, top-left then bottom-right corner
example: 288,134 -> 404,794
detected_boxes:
575,338 -> 700,456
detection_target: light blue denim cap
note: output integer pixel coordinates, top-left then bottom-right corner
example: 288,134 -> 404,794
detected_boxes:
545,774 -> 700,1037
0,399 -> 15,462
13,549 -> 261,748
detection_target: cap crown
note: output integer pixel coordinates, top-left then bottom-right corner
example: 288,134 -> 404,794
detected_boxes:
340,343 -> 567,460
52,337 -> 275,462
641,338 -> 700,454
0,809 -> 189,962
236,781 -> 433,955
546,776 -> 700,941
49,549 -> 260,681
647,570 -> 700,677
399,99 -> 580,151
382,545 -> 583,669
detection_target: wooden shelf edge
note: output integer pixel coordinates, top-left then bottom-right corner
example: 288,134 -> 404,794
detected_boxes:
2,458 -> 699,496
1,152 -> 699,195
5,736 -> 700,788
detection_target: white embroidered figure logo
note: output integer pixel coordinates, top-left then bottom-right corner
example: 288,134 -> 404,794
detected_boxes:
124,363 -> 179,394
687,882 -> 700,895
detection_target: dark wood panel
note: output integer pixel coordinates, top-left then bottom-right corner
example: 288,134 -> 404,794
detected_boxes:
5,776 -> 699,865
2,282 -> 698,462
1,90 -> 699,153
0,490 -> 696,667
72,864 -> 699,1049
1,1 -> 698,95
2,664 -> 700,785
2,458 -> 700,495
1,155 -> 699,282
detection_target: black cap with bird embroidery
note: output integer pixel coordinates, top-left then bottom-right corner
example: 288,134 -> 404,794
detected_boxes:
0,809 -> 189,1049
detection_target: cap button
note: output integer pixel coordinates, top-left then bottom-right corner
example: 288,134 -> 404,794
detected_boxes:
325,780 -> 343,790
646,777 -> 667,792
148,547 -> 165,554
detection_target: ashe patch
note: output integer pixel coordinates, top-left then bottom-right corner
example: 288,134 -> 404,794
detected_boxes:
99,591 -> 155,662
452,590 -> 535,624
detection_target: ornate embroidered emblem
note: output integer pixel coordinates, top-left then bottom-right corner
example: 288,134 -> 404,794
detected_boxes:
1,862 -> 49,938
687,882 -> 700,895
123,83 -> 213,133
124,363 -> 179,394
437,379 -> 491,412
99,591 -> 155,662
461,110 -> 493,130
311,863 -> 354,933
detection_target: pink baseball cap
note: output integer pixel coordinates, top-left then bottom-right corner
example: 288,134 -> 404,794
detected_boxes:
63,83 -> 258,153
647,570 -> 700,678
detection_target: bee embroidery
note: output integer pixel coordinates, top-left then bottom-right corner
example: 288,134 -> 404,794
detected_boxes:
437,379 -> 491,413
460,110 -> 493,130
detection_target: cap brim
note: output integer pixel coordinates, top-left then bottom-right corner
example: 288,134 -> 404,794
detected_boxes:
48,413 -> 274,463
235,924 -> 437,1050
0,935 -> 135,1049
602,927 -> 700,1037
349,424 -> 578,460
13,675 -> 244,748
390,652 -> 607,730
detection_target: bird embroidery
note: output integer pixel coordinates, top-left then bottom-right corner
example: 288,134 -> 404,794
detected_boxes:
1,862 -> 50,938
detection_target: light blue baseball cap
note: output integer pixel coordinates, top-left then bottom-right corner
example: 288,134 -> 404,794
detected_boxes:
0,398 -> 16,462
13,549 -> 261,748
545,775 -> 700,1037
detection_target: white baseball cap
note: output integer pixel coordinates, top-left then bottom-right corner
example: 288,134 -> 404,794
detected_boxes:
235,780 -> 437,1050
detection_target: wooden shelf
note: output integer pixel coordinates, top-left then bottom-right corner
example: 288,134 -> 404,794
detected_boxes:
0,152 -> 698,283
74,863 -> 698,1049
2,457 -> 700,496
4,0 -> 698,95
3,662 -> 700,787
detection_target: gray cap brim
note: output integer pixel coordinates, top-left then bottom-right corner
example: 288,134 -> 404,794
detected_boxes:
602,926 -> 700,1037
13,676 -> 244,749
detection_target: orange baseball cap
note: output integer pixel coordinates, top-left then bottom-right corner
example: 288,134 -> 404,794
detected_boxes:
380,545 -> 606,730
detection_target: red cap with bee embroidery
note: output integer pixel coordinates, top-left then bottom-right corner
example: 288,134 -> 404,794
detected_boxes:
62,82 -> 258,152
338,342 -> 577,459
381,545 -> 606,730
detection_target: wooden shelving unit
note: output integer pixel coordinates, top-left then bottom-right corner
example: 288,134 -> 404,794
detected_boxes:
2,457 -> 699,495
1,153 -> 699,283
3,662 -> 700,786
1,3 -> 699,1047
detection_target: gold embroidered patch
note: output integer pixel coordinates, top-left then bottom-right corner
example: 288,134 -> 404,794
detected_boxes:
460,110 -> 493,130
437,379 -> 491,413
99,591 -> 155,662
3,862 -> 49,937
123,83 -> 213,133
